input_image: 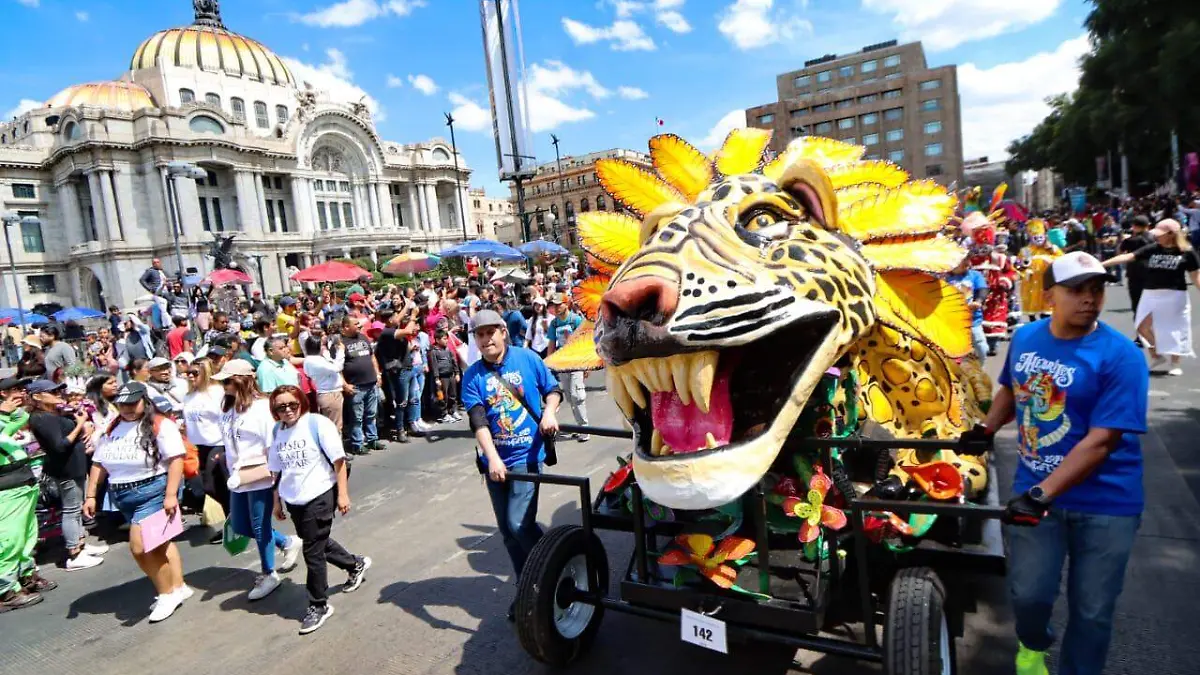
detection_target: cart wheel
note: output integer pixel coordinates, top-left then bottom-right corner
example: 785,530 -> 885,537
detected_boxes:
515,525 -> 609,667
883,567 -> 955,675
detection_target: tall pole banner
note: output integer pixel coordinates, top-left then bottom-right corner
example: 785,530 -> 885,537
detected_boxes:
480,0 -> 534,180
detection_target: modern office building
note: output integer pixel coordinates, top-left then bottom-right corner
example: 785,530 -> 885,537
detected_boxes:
745,40 -> 964,187
0,1 -> 470,312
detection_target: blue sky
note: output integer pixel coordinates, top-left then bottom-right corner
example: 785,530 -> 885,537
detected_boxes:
2,0 -> 1092,196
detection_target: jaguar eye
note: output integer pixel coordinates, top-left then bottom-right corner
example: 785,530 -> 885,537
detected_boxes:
740,207 -> 790,240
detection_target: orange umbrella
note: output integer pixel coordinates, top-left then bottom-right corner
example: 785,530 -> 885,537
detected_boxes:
290,260 -> 371,283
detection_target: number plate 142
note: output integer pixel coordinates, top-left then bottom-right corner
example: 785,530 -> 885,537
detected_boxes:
680,608 -> 728,654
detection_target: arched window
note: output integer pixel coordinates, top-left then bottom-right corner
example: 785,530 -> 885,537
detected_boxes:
188,115 -> 224,134
1,135 -> 5,144
275,105 -> 289,125
179,88 -> 195,104
596,194 -> 606,211
432,147 -> 451,162
205,93 -> 221,107
565,201 -> 576,221
581,197 -> 590,212
550,203 -> 559,217
230,97 -> 245,120
63,121 -> 81,140
253,101 -> 268,128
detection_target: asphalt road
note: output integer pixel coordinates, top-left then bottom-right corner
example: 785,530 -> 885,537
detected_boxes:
2,285 -> 1198,675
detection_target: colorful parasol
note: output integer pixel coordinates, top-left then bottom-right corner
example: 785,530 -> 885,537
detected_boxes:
382,252 -> 440,275
206,269 -> 253,286
290,260 -> 371,283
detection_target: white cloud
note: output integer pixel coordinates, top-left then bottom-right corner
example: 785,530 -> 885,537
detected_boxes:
958,34 -> 1088,161
4,99 -> 42,121
562,18 -> 656,51
862,0 -> 1063,52
74,10 -> 88,21
293,0 -> 426,28
385,74 -> 403,88
529,61 -> 610,100
717,0 -> 812,51
608,0 -> 692,33
16,0 -> 38,7
618,86 -> 650,100
699,109 -> 747,149
657,10 -> 692,33
407,74 -> 438,96
448,93 -> 492,133
281,48 -> 385,121
613,0 -> 643,17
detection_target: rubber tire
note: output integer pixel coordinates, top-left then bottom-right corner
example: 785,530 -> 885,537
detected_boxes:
883,567 -> 955,675
515,525 -> 609,667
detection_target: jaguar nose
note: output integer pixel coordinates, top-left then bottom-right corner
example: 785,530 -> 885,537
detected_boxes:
601,277 -> 680,328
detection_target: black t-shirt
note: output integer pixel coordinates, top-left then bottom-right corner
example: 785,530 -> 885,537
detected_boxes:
29,410 -> 88,480
374,328 -> 409,372
1119,232 -> 1151,283
341,335 -> 377,387
1134,243 -> 1200,291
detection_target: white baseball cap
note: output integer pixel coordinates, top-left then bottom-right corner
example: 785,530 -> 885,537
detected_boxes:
1043,251 -> 1115,290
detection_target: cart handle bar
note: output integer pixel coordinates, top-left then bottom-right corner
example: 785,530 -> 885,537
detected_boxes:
848,497 -> 1007,519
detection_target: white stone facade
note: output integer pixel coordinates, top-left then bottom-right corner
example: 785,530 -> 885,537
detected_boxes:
0,4 -> 470,312
468,187 -> 516,245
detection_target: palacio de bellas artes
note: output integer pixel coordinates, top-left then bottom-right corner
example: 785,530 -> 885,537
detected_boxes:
0,0 -> 471,312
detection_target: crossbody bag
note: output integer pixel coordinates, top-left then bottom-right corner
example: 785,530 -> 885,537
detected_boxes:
482,368 -> 558,470
0,445 -> 36,492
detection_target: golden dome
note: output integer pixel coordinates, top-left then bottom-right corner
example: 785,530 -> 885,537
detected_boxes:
131,23 -> 294,87
46,80 -> 156,111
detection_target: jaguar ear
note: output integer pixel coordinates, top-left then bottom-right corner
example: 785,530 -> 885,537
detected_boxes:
773,158 -> 838,231
640,202 -> 687,244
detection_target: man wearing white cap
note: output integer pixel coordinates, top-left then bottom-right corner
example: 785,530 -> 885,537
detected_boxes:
972,251 -> 1148,675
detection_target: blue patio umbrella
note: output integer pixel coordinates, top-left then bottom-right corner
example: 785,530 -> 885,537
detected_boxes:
439,239 -> 526,262
0,308 -> 49,326
52,307 -> 106,322
519,240 -> 570,258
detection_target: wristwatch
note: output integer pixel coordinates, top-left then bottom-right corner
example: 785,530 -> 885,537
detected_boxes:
1028,485 -> 1051,505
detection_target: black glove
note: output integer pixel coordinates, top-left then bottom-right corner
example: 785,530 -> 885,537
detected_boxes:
1003,491 -> 1049,527
958,424 -> 994,456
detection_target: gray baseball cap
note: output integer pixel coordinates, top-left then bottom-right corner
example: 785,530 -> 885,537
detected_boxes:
471,309 -> 506,332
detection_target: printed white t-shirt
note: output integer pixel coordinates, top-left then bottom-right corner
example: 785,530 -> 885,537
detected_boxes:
267,413 -> 345,506
95,416 -> 187,485
220,398 -> 276,493
182,386 -> 224,446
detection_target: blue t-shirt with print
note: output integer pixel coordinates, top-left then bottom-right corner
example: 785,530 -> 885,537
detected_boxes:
462,346 -> 561,468
946,269 -> 987,325
998,319 -> 1148,515
548,312 -> 583,349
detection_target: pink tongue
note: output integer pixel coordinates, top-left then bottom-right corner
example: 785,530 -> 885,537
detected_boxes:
650,366 -> 733,454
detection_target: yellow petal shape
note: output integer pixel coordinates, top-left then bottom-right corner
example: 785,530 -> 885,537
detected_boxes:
544,326 -> 605,372
572,275 -> 611,322
677,533 -> 715,558
763,137 -> 865,180
714,127 -> 772,176
839,180 -> 956,241
834,183 -> 889,211
860,235 -> 968,274
649,134 -> 713,201
711,536 -> 755,564
586,254 -> 618,276
989,182 -> 1008,212
874,271 -> 972,358
576,211 -> 642,265
826,161 -> 910,190
596,158 -> 686,218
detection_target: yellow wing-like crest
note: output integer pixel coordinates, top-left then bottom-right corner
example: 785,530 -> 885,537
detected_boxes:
826,161 -> 910,190
763,137 -> 865,180
649,134 -> 713,201
544,325 -> 604,373
834,183 -> 889,211
860,235 -> 967,274
572,275 -> 611,322
596,159 -> 686,218
587,254 -> 617,276
714,127 -> 772,176
576,211 -> 642,265
874,271 -> 972,358
839,181 -> 956,242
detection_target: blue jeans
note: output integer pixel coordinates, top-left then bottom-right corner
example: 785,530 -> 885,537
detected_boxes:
386,368 -> 416,429
229,488 -> 292,574
408,371 -> 425,425
486,462 -> 545,579
347,384 -> 379,450
970,323 -> 988,361
1006,509 -> 1140,675
58,477 -> 85,553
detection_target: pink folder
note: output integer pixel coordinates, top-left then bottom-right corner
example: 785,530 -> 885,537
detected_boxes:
139,508 -> 184,552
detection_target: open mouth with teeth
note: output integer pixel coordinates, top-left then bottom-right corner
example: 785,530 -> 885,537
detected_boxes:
606,308 -> 843,510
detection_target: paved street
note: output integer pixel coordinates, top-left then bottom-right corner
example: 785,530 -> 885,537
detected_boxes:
3,287 -> 1199,675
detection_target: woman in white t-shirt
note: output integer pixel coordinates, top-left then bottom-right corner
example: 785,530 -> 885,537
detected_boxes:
267,385 -> 369,635
181,358 -> 230,521
212,360 -> 301,603
83,381 -> 191,624
524,297 -> 551,357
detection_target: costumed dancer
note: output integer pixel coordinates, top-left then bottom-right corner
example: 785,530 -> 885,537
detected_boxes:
996,227 -> 1023,327
1017,219 -> 1062,322
971,225 -> 1018,354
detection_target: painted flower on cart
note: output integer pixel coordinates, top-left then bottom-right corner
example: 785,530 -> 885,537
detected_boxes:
657,534 -> 755,588
782,470 -> 848,543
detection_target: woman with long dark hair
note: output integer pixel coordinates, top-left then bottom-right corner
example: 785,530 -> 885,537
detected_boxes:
182,358 -> 229,538
213,360 -> 301,601
267,385 -> 369,634
84,381 -> 191,623
524,297 -> 551,358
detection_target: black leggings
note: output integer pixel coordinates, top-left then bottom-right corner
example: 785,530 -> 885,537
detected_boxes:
196,444 -> 230,516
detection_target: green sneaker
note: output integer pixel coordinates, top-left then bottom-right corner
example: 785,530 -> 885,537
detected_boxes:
1016,643 -> 1049,675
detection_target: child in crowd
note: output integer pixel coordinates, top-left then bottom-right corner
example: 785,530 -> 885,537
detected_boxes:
428,330 -> 460,423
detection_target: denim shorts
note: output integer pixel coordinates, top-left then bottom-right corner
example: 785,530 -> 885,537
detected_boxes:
110,474 -> 181,525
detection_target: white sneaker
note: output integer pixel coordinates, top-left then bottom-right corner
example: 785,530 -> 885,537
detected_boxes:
1168,367 -> 1184,376
65,552 -> 103,571
82,542 -> 109,556
175,585 -> 194,602
248,572 -> 281,601
1150,356 -> 1168,371
148,589 -> 183,623
279,537 -> 303,572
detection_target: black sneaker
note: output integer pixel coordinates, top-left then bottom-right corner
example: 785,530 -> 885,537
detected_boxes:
344,556 -> 372,593
0,589 -> 42,613
368,440 -> 387,451
299,604 -> 335,635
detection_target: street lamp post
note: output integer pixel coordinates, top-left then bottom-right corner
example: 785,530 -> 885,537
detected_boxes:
165,160 -> 209,279
551,134 -> 565,243
250,254 -> 267,293
444,113 -> 470,243
1,213 -> 39,337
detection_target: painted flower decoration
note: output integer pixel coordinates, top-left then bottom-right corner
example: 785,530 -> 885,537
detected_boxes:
657,534 -> 755,589
781,469 -> 848,543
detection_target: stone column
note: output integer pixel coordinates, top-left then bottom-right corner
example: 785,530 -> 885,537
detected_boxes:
341,247 -> 352,258
364,183 -> 380,231
97,171 -> 123,241
235,171 -> 261,233
369,249 -> 378,267
423,183 -> 442,232
85,171 -> 108,241
253,172 -> 269,234
277,254 -> 289,291
407,183 -> 423,231
111,167 -> 139,241
57,182 -> 84,247
289,177 -> 314,233
172,173 -> 204,239
456,184 -> 471,238
374,182 -> 395,229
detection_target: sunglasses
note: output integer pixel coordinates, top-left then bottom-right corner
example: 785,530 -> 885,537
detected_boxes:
185,370 -> 201,376
273,401 -> 300,414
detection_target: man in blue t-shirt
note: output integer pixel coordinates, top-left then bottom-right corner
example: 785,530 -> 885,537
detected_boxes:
946,257 -> 989,361
461,310 -> 562,620
974,252 -> 1148,675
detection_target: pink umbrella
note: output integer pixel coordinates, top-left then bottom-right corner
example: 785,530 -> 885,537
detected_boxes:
206,269 -> 253,286
291,260 -> 371,283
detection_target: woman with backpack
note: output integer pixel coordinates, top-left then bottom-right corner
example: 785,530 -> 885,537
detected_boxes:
83,381 -> 191,623
267,384 -> 370,635
212,360 -> 302,602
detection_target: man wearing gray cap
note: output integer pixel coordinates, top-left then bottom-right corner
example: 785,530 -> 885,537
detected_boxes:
460,310 -> 562,621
